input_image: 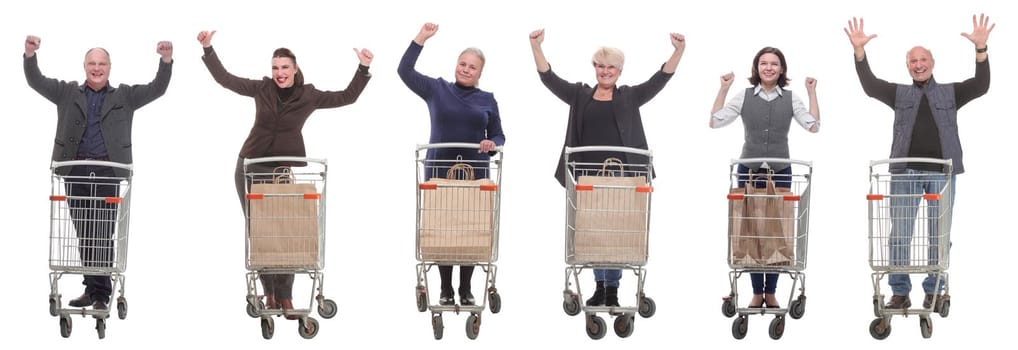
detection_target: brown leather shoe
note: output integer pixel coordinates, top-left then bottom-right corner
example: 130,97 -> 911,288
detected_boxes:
68,293 -> 92,308
923,294 -> 949,311
764,294 -> 780,309
93,300 -> 109,310
885,295 -> 911,309
264,294 -> 277,309
278,298 -> 299,320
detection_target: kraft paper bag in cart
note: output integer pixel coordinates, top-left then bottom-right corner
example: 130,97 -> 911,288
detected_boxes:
571,158 -> 649,265
419,163 -> 495,262
729,175 -> 795,266
248,167 -> 320,268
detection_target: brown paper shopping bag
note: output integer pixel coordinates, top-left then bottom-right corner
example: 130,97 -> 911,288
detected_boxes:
248,167 -> 320,268
419,163 -> 496,262
728,174 -> 795,266
572,158 -> 649,265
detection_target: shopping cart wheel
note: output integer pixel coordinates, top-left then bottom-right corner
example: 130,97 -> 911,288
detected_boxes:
465,314 -> 481,340
768,316 -> 785,340
731,316 -> 748,340
318,299 -> 338,319
613,315 -> 634,338
117,298 -> 128,320
585,314 -> 607,340
788,296 -> 805,319
638,297 -> 656,318
431,314 -> 444,340
49,296 -> 60,317
416,290 -> 428,313
562,295 -> 581,316
869,318 -> 891,340
59,316 -> 72,338
298,317 -> 319,339
487,292 -> 502,314
95,318 -> 106,339
938,299 -> 950,318
261,317 -> 275,340
247,298 -> 264,318
721,299 -> 737,318
919,316 -> 933,339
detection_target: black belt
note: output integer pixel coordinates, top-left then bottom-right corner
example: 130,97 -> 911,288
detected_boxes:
75,156 -> 110,161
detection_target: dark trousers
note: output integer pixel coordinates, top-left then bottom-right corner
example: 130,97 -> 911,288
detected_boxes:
66,165 -> 119,303
235,157 -> 295,299
438,265 -> 474,296
737,164 -> 791,295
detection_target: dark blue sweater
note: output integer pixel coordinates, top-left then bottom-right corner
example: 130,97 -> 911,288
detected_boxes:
398,41 -> 505,179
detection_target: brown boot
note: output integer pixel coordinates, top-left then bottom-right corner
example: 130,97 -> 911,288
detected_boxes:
264,294 -> 277,309
278,298 -> 299,320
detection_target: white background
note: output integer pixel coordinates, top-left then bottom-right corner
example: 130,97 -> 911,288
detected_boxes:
2,0 -> 1012,348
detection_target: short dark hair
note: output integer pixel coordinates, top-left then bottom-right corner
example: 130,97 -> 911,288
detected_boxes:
749,46 -> 789,87
272,47 -> 304,86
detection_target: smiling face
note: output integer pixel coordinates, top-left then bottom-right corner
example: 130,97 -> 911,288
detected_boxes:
906,46 -> 935,83
756,53 -> 783,88
455,51 -> 484,87
271,56 -> 298,88
83,48 -> 110,90
591,47 -> 624,89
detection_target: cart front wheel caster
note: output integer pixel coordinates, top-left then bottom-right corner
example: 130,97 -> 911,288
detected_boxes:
562,294 -> 581,316
247,298 -> 264,318
488,292 -> 502,314
919,316 -> 933,339
768,316 -> 785,340
49,296 -> 60,317
59,316 -> 72,338
721,298 -> 736,318
613,315 -> 634,338
298,317 -> 320,339
431,314 -> 444,340
869,318 -> 891,340
586,314 -> 607,340
732,316 -> 748,340
117,298 -> 128,320
95,318 -> 106,339
261,317 -> 275,340
465,314 -> 481,340
638,297 -> 656,318
788,295 -> 806,319
318,299 -> 337,319
416,289 -> 428,313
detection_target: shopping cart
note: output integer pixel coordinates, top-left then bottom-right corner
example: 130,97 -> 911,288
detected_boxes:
414,143 -> 503,340
720,158 -> 812,340
866,158 -> 953,339
560,146 -> 656,340
242,157 -> 334,339
48,160 -> 132,339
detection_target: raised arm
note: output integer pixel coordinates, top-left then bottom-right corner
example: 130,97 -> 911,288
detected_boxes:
803,77 -> 820,133
124,41 -> 173,109
956,13 -> 994,107
709,72 -> 740,128
529,29 -> 550,73
844,17 -> 876,62
397,23 -> 440,99
23,35 -> 73,103
662,32 -> 686,74
844,18 -> 895,107
313,49 -> 372,109
961,13 -> 994,64
197,30 -> 261,97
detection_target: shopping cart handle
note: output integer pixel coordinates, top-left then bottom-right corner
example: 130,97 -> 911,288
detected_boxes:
565,146 -> 651,157
416,143 -> 504,153
869,158 -> 951,167
729,158 -> 812,167
51,160 -> 133,171
244,156 -> 327,166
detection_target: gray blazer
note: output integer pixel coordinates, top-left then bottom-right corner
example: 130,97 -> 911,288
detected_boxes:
24,54 -> 172,177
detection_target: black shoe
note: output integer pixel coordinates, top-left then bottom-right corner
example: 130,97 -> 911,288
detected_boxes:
92,300 -> 108,310
923,294 -> 936,309
585,281 -> 606,306
604,287 -> 620,307
439,292 -> 455,306
68,293 -> 92,308
459,291 -> 475,306
885,295 -> 911,309
923,294 -> 949,311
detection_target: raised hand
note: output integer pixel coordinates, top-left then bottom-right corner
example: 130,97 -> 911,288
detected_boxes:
529,28 -> 544,46
157,41 -> 173,62
197,30 -> 216,48
720,72 -> 735,89
415,23 -> 439,45
670,32 -> 686,52
353,48 -> 374,66
25,35 -> 41,57
961,13 -> 995,48
805,77 -> 817,91
843,17 -> 877,49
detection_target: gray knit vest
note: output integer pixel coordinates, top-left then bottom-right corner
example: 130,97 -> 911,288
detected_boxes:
739,87 -> 793,171
890,80 -> 963,174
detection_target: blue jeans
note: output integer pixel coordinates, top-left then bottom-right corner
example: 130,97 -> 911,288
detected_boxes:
888,169 -> 956,296
737,164 -> 791,295
594,269 -> 622,288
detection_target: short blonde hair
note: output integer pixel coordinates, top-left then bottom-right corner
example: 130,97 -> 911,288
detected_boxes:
591,47 -> 624,70
460,47 -> 486,67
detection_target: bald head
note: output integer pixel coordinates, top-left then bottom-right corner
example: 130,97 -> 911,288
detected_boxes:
83,47 -> 111,90
905,46 -> 934,83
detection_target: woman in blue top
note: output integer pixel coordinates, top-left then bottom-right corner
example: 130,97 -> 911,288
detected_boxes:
398,22 -> 505,306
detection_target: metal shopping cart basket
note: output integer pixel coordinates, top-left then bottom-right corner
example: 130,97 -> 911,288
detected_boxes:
414,143 -> 503,340
720,158 -> 812,340
243,157 -> 334,339
866,158 -> 953,340
560,146 -> 657,340
48,160 -> 132,339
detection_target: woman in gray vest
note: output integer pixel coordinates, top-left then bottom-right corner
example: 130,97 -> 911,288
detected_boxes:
710,47 -> 820,308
